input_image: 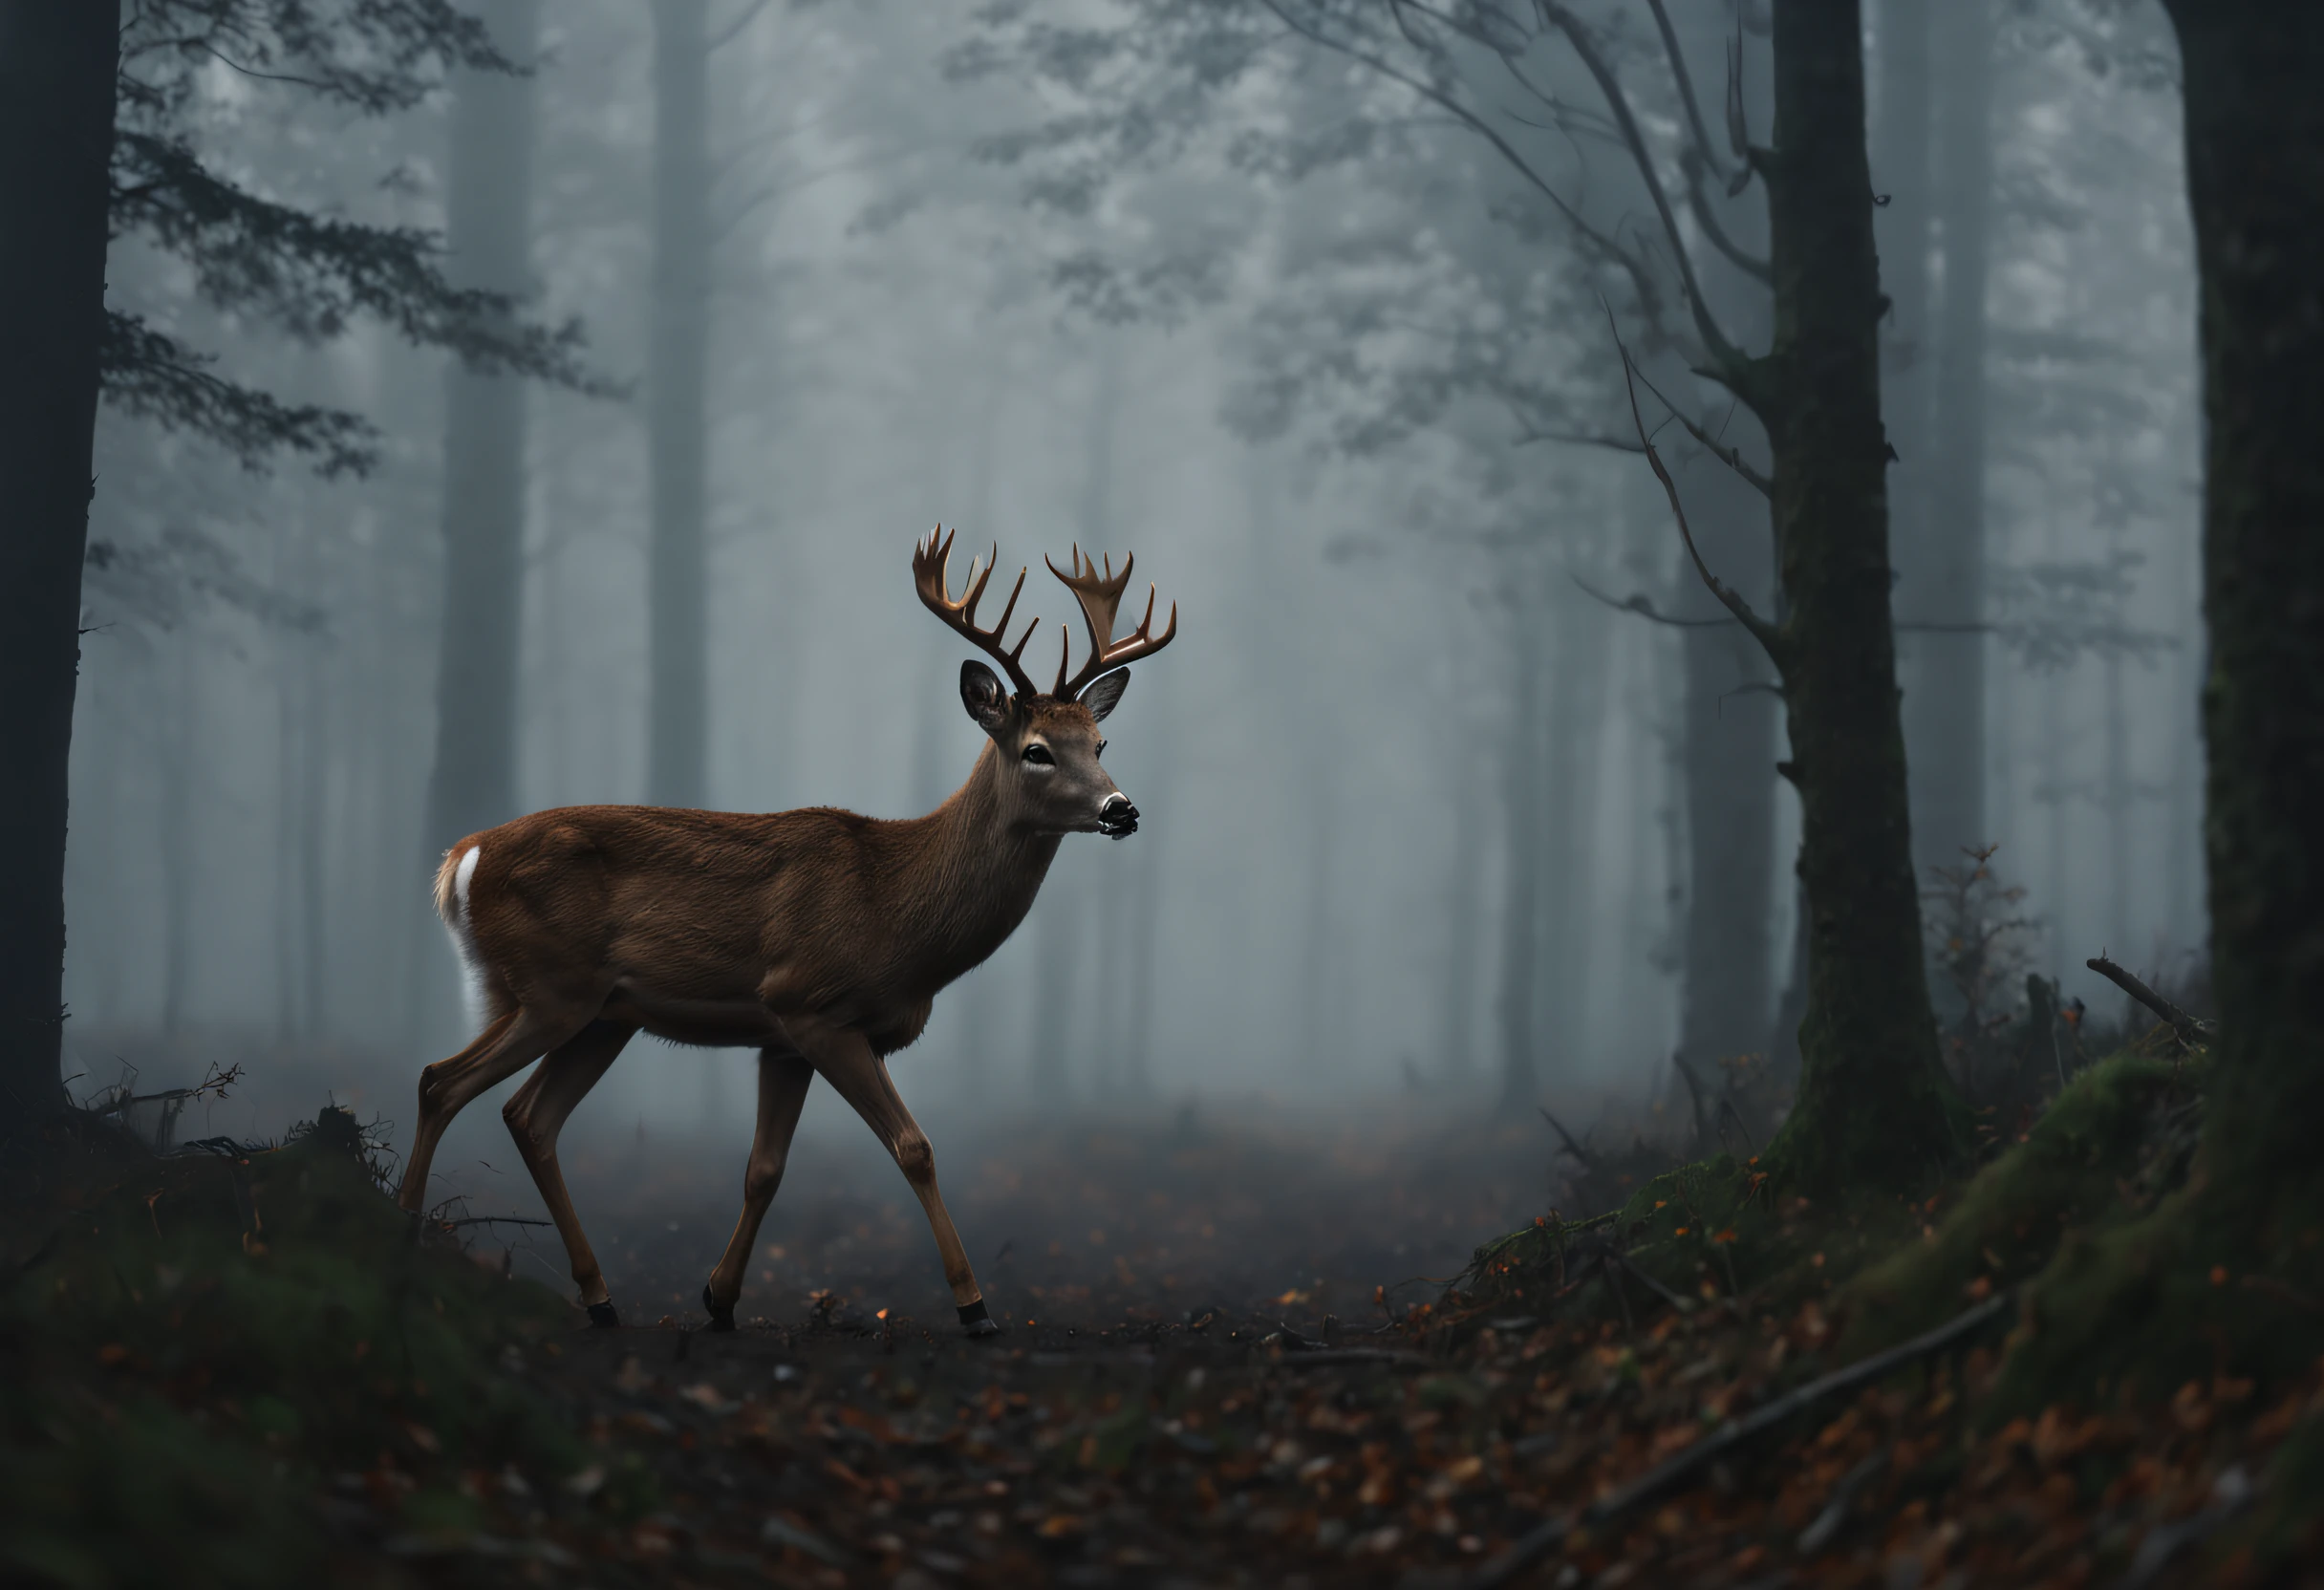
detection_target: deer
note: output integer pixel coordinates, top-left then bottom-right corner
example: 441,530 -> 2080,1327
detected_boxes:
394,528 -> 1176,1335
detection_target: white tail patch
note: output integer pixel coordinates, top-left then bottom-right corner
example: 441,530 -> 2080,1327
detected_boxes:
436,843 -> 487,1033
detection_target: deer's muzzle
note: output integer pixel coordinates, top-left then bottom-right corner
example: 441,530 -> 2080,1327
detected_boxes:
1097,794 -> 1139,839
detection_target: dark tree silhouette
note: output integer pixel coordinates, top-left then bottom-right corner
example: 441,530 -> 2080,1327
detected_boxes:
2168,0 -> 2324,1282
0,0 -> 594,1128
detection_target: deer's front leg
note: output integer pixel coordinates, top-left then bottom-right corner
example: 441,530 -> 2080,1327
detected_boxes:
783,1019 -> 998,1337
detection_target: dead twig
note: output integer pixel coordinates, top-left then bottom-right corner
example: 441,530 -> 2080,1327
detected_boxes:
1462,1291 -> 2013,1590
1538,1107 -> 1599,1169
1797,1445 -> 1890,1555
1605,1248 -> 1695,1317
2085,954 -> 2214,1048
1607,302 -> 1784,663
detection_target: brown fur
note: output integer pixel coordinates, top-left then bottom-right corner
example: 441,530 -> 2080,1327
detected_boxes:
396,685 -> 1136,1322
438,696 -> 1109,1056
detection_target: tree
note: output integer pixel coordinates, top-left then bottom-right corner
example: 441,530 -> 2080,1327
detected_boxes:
0,0 -> 120,1127
2168,0 -> 2324,1278
1995,0 -> 2324,1407
964,0 -> 1963,1192
0,0 -> 592,1128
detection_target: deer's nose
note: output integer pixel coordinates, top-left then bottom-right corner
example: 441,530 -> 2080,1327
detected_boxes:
1098,793 -> 1139,838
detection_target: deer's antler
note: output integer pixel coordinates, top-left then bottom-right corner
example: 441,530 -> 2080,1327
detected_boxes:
914,526 -> 1043,698
1044,545 -> 1178,699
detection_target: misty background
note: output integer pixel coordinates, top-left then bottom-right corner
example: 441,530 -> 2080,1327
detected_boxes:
60,1 -> 2198,1213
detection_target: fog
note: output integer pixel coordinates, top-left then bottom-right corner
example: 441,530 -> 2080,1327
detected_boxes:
60,0 -> 2201,1207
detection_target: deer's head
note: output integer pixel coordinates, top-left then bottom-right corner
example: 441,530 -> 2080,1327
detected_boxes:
914,529 -> 1177,839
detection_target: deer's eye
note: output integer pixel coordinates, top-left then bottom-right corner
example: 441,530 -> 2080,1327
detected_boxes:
1022,743 -> 1054,766
1094,740 -> 1108,757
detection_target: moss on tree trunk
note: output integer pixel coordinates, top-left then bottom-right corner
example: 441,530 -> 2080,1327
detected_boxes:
1974,2 -> 2324,1428
1751,0 -> 1964,1197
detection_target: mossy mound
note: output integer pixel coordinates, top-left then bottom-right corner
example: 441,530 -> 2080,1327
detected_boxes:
1841,1048 -> 2203,1372
0,1108 -> 612,1587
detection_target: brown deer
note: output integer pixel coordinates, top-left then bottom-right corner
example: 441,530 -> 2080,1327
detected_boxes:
395,529 -> 1176,1334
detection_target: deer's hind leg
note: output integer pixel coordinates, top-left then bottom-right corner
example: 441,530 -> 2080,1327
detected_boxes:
398,1003 -> 592,1218
702,1045 -> 816,1330
504,1020 -> 636,1323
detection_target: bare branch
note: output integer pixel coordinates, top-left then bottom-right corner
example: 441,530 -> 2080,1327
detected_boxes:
1627,356 -> 1774,497
1645,0 -> 1735,186
1254,0 -> 1672,335
1539,3 -> 1749,376
2086,954 -> 2215,1046
1512,425 -> 1643,454
1684,151 -> 1772,283
1464,1291 -> 2015,1590
1568,570 -> 1734,629
1608,305 -> 1783,661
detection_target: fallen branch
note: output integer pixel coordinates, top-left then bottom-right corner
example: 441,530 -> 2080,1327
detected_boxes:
1463,1291 -> 2013,1590
1538,1107 -> 1599,1169
1605,1249 -> 1695,1317
2085,955 -> 2214,1047
1797,1445 -> 1889,1556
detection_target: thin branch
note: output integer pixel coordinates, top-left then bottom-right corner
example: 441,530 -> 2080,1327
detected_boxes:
1538,1107 -> 1600,1169
1568,572 -> 1736,629
1604,1248 -> 1695,1316
1608,304 -> 1783,662
1627,356 -> 1774,497
1254,0 -> 1670,334
1463,1292 -> 2015,1590
1539,2 -> 1748,376
1684,152 -> 1772,283
1645,0 -> 1734,186
2086,954 -> 2215,1046
1513,425 -> 1642,454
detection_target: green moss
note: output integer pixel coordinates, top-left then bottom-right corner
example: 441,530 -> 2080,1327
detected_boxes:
0,1111 -> 606,1586
1841,1049 -> 2199,1367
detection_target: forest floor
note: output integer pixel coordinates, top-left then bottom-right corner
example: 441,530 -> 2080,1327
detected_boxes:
6,1062 -> 2323,1589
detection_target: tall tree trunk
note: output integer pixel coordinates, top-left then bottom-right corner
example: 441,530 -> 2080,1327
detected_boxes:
1904,0 -> 1993,869
417,0 -> 541,1038
1753,0 -> 1961,1195
2163,0 -> 2324,1214
1496,601 -> 1544,1108
648,0 -> 712,807
0,0 -> 119,1125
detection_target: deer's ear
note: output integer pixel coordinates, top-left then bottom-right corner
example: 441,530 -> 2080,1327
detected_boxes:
960,660 -> 1013,736
1079,668 -> 1130,722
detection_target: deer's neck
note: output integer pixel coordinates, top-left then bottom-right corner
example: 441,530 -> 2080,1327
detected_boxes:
896,743 -> 1059,987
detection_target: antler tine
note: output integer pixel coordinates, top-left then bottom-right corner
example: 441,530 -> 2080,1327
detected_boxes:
914,526 -> 1042,698
1044,546 -> 1177,700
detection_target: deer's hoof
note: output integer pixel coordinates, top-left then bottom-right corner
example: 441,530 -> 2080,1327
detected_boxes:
958,1300 -> 1002,1339
702,1285 -> 737,1333
586,1300 -> 621,1329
